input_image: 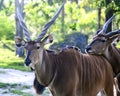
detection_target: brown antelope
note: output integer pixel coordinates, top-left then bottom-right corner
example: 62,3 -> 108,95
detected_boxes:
15,1 -> 65,95
85,14 -> 120,96
15,2 -> 114,96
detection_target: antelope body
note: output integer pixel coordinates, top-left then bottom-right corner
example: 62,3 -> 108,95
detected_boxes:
86,14 -> 120,95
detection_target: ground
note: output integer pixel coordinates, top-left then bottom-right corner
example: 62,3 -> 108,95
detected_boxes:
0,68 -> 51,96
0,68 -> 116,96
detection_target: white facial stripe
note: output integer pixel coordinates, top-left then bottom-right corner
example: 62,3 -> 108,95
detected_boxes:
36,43 -> 40,46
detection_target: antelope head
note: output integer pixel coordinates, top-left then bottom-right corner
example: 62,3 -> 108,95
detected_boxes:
85,15 -> 120,55
15,2 -> 65,68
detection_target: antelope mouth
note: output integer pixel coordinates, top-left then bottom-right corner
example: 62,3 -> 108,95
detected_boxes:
85,49 -> 94,54
24,62 -> 35,70
29,63 -> 35,70
86,49 -> 103,55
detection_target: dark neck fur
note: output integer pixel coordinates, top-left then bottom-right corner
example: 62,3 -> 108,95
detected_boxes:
105,44 -> 120,75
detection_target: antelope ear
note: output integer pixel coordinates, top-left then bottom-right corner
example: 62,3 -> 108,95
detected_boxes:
14,36 -> 25,47
106,30 -> 120,39
42,34 -> 53,45
104,30 -> 120,44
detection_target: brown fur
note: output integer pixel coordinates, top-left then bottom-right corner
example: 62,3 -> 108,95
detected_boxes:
86,32 -> 120,96
107,45 -> 120,75
31,48 -> 113,96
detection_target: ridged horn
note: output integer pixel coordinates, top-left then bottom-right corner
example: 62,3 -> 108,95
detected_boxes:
35,2 -> 65,42
99,14 -> 116,34
16,0 -> 31,41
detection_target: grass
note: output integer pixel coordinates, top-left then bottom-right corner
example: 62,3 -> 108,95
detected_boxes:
0,82 -> 7,88
0,82 -> 32,96
0,83 -> 19,88
0,40 -> 36,96
0,40 -> 30,71
0,82 -> 50,96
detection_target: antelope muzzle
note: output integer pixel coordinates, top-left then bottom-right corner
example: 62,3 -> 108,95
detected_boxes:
24,51 -> 31,66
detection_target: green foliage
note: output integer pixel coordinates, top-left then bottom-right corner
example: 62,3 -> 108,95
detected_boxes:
2,0 -> 14,16
114,0 -> 120,6
0,40 -> 30,71
0,82 -> 7,88
0,0 -> 15,40
116,41 -> 120,48
24,1 -> 64,41
0,0 -> 119,42
65,2 -> 98,35
23,1 -> 98,42
0,11 -> 15,40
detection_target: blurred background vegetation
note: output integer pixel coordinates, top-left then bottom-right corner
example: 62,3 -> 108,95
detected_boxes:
0,0 -> 120,70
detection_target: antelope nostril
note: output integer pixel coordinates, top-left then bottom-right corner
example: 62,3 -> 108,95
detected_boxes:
16,44 -> 22,47
24,59 -> 31,66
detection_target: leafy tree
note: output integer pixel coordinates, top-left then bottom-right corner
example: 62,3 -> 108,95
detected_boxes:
24,1 -> 98,43
0,0 -> 14,40
2,0 -> 119,46
90,0 -> 120,32
0,13 -> 14,40
0,0 -> 4,10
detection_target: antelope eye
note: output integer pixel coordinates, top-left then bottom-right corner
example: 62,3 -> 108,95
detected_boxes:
101,39 -> 106,42
35,43 -> 40,49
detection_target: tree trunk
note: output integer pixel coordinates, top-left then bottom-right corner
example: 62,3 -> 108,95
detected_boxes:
0,0 -> 3,10
48,0 -> 53,5
15,0 -> 24,57
61,0 -> 65,38
105,0 -> 114,33
98,7 -> 101,29
70,0 -> 78,3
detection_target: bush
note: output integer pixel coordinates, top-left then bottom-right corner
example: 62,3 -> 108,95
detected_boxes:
0,12 -> 15,40
50,32 -> 88,53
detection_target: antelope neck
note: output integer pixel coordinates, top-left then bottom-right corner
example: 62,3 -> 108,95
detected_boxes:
34,50 -> 55,86
105,45 -> 120,76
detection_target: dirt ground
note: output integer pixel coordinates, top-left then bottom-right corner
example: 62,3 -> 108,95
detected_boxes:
0,68 -> 51,96
0,68 -> 116,96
